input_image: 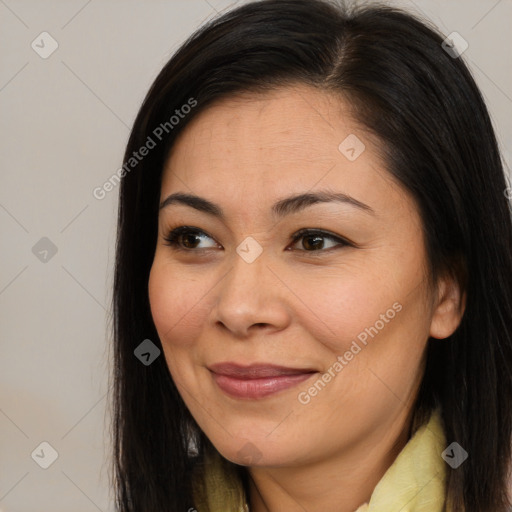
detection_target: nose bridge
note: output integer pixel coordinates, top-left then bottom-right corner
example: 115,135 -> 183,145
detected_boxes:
223,249 -> 270,310
212,246 -> 289,335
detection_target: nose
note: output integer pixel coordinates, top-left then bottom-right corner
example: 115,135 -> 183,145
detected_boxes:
211,250 -> 291,338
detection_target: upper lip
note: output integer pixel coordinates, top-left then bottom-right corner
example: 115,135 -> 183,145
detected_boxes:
208,362 -> 317,379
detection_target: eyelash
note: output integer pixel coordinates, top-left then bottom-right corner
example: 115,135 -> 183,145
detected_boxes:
163,226 -> 351,254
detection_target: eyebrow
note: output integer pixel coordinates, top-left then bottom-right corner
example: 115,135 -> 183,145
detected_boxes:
159,190 -> 375,218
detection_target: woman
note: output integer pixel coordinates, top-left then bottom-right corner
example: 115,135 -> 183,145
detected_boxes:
111,1 -> 512,511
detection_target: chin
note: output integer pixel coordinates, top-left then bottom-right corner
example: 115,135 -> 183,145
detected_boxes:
208,430 -> 302,468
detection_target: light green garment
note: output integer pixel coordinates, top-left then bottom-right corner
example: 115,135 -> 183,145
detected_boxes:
193,408 -> 449,512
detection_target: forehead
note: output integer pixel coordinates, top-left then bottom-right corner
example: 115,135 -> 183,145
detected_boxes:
161,85 -> 401,220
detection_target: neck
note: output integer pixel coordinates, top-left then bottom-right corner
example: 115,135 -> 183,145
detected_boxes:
246,407 -> 414,512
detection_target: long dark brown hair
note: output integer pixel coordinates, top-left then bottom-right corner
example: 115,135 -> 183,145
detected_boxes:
111,1 -> 512,510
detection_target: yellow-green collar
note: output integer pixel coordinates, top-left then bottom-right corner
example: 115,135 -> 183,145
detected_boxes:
192,408 -> 448,512
355,408 -> 448,512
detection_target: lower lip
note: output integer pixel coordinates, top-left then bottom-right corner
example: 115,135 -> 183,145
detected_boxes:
211,372 -> 316,399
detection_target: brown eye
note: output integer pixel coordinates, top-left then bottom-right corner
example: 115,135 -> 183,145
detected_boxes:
290,229 -> 349,252
163,226 -> 349,253
181,232 -> 201,249
164,227 -> 218,251
302,234 -> 326,250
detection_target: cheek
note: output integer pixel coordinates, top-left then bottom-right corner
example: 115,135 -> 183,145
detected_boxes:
285,265 -> 401,355
148,260 -> 216,398
148,260 -> 213,353
288,251 -> 431,394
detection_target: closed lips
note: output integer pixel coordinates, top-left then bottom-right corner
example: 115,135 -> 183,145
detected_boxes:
208,363 -> 317,378
208,363 -> 318,399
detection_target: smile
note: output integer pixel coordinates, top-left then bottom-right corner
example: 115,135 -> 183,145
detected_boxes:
208,362 -> 318,400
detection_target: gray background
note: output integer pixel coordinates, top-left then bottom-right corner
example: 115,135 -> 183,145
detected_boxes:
1,0 -> 511,510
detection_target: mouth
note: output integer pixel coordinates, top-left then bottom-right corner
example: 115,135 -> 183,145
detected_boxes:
208,362 -> 318,400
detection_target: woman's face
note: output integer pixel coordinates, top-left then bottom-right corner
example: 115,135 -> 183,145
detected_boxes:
148,85 -> 463,467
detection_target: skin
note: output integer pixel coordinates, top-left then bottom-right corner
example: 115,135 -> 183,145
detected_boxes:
148,84 -> 465,512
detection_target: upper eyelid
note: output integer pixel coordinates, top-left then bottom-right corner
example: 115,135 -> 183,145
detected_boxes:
164,226 -> 349,248
164,226 -> 343,239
